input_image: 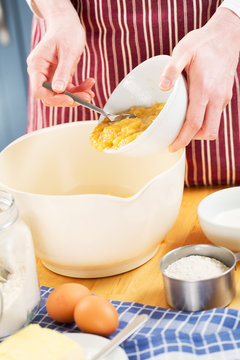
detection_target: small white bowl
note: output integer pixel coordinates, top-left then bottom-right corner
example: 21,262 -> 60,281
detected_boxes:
198,187 -> 240,252
100,55 -> 188,156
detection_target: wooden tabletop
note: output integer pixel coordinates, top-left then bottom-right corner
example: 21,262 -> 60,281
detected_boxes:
37,185 -> 240,310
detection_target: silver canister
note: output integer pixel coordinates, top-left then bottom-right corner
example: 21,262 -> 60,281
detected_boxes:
160,244 -> 240,312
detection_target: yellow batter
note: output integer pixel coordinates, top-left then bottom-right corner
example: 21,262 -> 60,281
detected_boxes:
90,102 -> 165,151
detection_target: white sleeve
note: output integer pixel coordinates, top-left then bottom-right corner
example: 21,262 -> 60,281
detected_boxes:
220,0 -> 240,18
25,0 -> 43,18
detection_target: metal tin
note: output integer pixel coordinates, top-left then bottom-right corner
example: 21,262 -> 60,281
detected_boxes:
160,244 -> 240,312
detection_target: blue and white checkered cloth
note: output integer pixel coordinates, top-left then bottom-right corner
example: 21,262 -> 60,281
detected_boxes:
32,286 -> 240,360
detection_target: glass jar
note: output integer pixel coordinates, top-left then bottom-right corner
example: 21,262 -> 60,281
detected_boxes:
0,190 -> 40,339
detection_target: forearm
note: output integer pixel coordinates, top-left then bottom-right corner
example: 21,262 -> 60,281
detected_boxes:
26,0 -> 79,26
220,0 -> 240,19
205,7 -> 240,44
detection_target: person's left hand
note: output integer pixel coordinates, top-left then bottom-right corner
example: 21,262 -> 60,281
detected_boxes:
159,7 -> 240,152
27,1 -> 95,107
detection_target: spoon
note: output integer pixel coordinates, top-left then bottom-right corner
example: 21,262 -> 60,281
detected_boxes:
60,314 -> 148,360
42,82 -> 137,123
90,314 -> 148,360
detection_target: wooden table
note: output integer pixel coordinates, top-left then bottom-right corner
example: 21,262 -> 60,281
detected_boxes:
37,186 -> 240,310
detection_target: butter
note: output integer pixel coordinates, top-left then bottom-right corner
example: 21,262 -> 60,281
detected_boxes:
0,324 -> 84,360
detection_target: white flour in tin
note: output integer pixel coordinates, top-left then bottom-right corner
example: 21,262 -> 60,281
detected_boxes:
165,255 -> 229,281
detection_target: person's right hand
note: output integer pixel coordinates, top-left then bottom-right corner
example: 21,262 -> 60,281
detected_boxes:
27,1 -> 95,107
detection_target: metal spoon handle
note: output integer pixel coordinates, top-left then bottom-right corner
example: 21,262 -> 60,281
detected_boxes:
91,314 -> 149,360
42,81 -> 108,118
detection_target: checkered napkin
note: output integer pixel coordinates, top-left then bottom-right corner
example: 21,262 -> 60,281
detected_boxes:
32,286 -> 240,360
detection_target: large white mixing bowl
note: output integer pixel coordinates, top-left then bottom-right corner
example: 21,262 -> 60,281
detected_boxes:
0,121 -> 185,278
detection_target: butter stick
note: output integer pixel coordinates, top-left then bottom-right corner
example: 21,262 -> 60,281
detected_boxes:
0,324 -> 84,360
59,347 -> 85,360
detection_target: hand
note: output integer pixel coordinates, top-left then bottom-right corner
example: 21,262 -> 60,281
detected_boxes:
27,0 -> 95,107
159,8 -> 240,152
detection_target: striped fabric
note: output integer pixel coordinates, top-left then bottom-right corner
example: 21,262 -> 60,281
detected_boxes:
33,286 -> 240,359
27,0 -> 240,186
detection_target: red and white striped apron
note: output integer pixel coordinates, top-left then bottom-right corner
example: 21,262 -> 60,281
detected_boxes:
28,0 -> 240,186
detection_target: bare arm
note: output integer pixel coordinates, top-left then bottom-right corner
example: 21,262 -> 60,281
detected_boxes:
159,7 -> 240,151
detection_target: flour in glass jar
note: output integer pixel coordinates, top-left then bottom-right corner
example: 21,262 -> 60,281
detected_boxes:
164,255 -> 229,281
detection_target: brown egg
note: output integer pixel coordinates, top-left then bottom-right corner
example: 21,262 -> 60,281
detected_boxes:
46,283 -> 91,323
74,295 -> 119,336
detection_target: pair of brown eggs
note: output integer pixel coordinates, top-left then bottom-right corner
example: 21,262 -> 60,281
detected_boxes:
46,283 -> 119,337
